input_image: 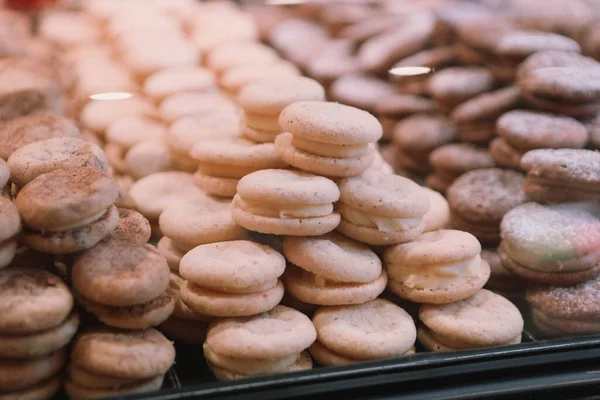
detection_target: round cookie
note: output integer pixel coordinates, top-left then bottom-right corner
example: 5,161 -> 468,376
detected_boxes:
159,197 -> 246,252
205,305 -> 316,359
516,50 -> 598,81
312,299 -> 416,361
499,202 -> 600,285
0,196 -> 20,243
422,187 -> 450,232
206,41 -> 279,76
160,92 -> 239,125
233,169 -> 340,236
393,114 -> 458,156
8,137 -> 110,188
102,208 -> 151,246
519,66 -> 600,104
283,232 -> 381,283
419,289 -> 524,351
157,236 -> 185,271
125,139 -> 174,180
0,350 -> 66,392
15,167 -> 118,231
0,114 -> 80,160
105,116 -> 166,151
72,242 -> 170,307
428,67 -> 495,110
220,62 -> 300,95
70,327 -> 175,380
384,229 -> 490,304
0,375 -> 61,400
447,168 -> 527,244
489,137 -> 524,170
80,97 -> 156,134
520,149 -> 600,203
0,268 -> 73,334
203,343 -> 296,375
143,66 -> 216,102
180,240 -> 285,293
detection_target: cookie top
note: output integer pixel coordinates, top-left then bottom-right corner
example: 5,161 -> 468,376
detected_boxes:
236,169 -> 339,205
497,110 -> 588,150
494,31 -> 580,58
520,148 -> 600,185
165,110 -> 240,154
205,305 -> 316,359
447,168 -> 527,223
500,202 -> 600,269
516,51 -> 598,81
220,62 -> 300,94
206,41 -> 279,74
519,66 -> 600,103
102,208 -> 151,246
313,299 -> 416,359
451,86 -> 521,123
143,66 -> 215,101
283,232 -> 382,283
526,275 -> 600,318
70,327 -> 175,379
429,143 -> 495,172
8,137 -> 109,188
374,94 -> 437,116
236,76 -> 325,115
80,97 -> 156,133
279,101 -> 382,145
72,243 -> 170,307
190,137 -> 286,169
129,172 -> 207,220
392,114 -> 457,153
420,289 -> 524,347
428,67 -> 495,101
180,240 -> 285,289
0,268 -> 73,334
16,167 -> 118,230
329,73 -> 396,110
160,91 -> 240,125
0,196 -> 20,242
384,229 -> 481,266
0,115 -> 80,160
338,172 -> 429,218
422,187 -> 450,232
105,116 -> 166,150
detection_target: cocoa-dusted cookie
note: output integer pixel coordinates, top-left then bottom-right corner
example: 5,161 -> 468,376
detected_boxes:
489,137 -> 525,171
426,143 -> 495,193
520,149 -> 600,203
427,67 -> 495,111
329,73 -> 396,114
516,50 -> 598,81
499,202 -> 600,286
451,86 -> 521,144
374,94 -> 437,140
447,168 -> 527,245
101,208 -> 151,246
304,39 -> 360,86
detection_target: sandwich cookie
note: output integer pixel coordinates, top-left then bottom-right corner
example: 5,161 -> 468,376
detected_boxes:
418,289 -> 524,352
143,66 -> 216,103
220,62 -> 300,96
237,76 -> 325,143
447,168 -> 527,245
283,232 -> 386,306
336,172 -> 429,246
0,114 -> 79,160
101,208 -> 151,246
310,299 -> 416,366
328,73 -> 396,114
0,197 -> 20,268
428,67 -> 495,111
516,50 -> 598,82
80,97 -> 156,135
527,275 -> 600,337
190,137 -> 287,198
159,91 -> 239,125
159,197 -> 246,252
374,94 -> 438,140
66,327 -> 174,399
276,101 -> 382,177
422,187 -> 450,233
179,240 -> 285,317
233,169 -> 340,236
125,139 -> 174,180
499,202 -> 600,286
205,41 -> 280,78
204,305 -> 316,380
157,237 -> 186,272
72,242 -> 173,329
7,137 -> 109,189
482,248 -> 527,301
426,143 -> 495,193
520,149 -> 600,203
16,168 -> 119,254
384,229 -> 490,304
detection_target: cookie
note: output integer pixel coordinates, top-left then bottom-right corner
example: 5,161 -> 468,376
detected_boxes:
207,351 -> 312,381
489,137 -> 525,171
418,289 -> 523,351
304,39 -> 360,86
428,67 -> 495,110
520,149 -> 600,203
310,299 -> 415,365
125,139 -> 173,180
527,275 -> 600,337
447,168 -> 527,244
237,76 -> 325,143
0,114 -> 79,160
66,368 -> 163,394
101,208 -> 151,246
516,50 -> 598,81
105,116 -> 166,152
427,143 -> 495,193
494,30 -> 581,67
375,94 -> 437,140
0,350 -> 66,392
121,38 -> 199,80
232,169 -> 340,236
390,46 -> 457,95
160,91 -> 240,125
329,73 -> 396,112
220,62 -> 300,96
500,202 -> 600,285
80,97 -> 156,134
204,343 -> 296,375
69,327 -> 174,379
336,172 -> 429,246
0,196 -> 20,267
384,229 -> 489,303
158,317 -> 208,345
159,197 -> 246,252
481,248 -> 527,299
0,268 -> 73,335
143,66 -> 216,102
206,41 -> 279,76
497,110 -> 588,152
422,187 -> 450,232
8,137 -> 109,189
190,137 -> 287,197
157,237 -> 186,271
0,375 -> 61,400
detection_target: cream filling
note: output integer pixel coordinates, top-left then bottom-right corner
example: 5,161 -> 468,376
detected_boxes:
43,209 -> 107,233
388,255 -> 481,290
196,162 -> 258,178
291,136 -> 368,158
234,195 -> 333,219
338,203 -> 422,233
